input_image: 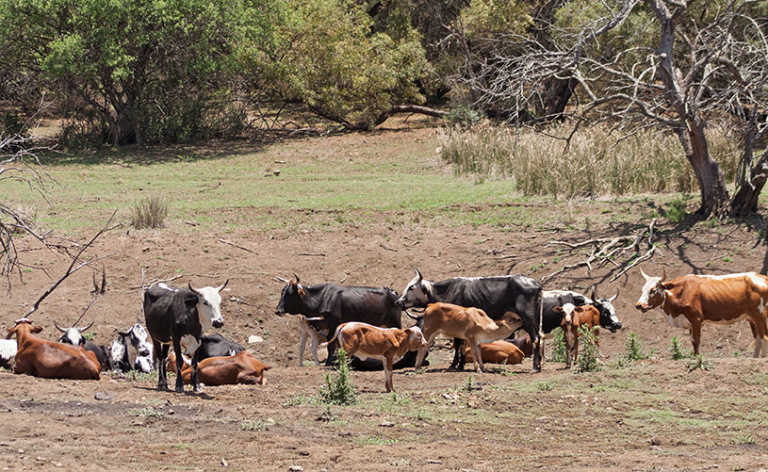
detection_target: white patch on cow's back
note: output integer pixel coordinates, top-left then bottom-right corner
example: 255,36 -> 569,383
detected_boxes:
158,283 -> 178,292
180,335 -> 200,357
748,273 -> 768,290
700,272 -> 756,280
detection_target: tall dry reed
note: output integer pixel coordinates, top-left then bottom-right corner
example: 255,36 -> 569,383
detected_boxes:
438,124 -> 740,198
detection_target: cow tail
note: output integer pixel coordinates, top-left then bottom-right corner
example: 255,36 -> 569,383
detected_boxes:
320,326 -> 342,349
537,289 -> 544,367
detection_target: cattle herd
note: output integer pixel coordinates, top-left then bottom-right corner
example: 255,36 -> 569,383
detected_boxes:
4,267 -> 768,393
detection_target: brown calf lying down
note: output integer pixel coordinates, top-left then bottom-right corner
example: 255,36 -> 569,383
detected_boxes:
322,322 -> 427,392
556,304 -> 601,368
298,315 -> 328,366
179,351 -> 271,386
7,318 -> 100,379
463,340 -> 525,365
413,302 -> 524,372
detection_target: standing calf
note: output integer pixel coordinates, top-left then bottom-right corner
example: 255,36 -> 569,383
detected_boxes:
410,302 -> 524,372
297,315 -> 328,366
321,322 -> 427,392
555,303 -> 601,368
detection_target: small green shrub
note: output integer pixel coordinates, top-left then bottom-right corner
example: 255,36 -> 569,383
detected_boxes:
665,195 -> 691,224
576,324 -> 600,373
549,327 -> 567,363
445,105 -> 484,128
670,336 -> 691,360
131,196 -> 168,229
320,348 -> 356,406
687,354 -> 712,372
624,333 -> 648,362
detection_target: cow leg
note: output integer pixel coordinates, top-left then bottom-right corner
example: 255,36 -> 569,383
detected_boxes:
748,313 -> 768,357
689,320 -> 702,355
191,348 -> 203,393
415,333 -> 437,370
384,356 -> 394,392
325,322 -> 339,367
172,338 -> 186,393
450,338 -> 467,371
298,326 -> 307,366
156,342 -> 169,391
564,327 -> 574,368
309,333 -> 321,366
571,333 -> 579,367
470,341 -> 484,373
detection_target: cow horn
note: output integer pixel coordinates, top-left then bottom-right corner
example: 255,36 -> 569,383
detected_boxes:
415,269 -> 423,281
304,316 -> 325,321
590,286 -> 597,301
608,289 -> 619,303
79,320 -> 94,333
217,279 -> 229,292
293,273 -> 301,284
188,283 -> 201,295
275,276 -> 289,283
639,268 -> 650,280
661,268 -> 667,282
53,321 -> 67,333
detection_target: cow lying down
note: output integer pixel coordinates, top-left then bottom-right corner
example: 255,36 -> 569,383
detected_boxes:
463,340 -> 525,365
322,322 -> 427,392
173,351 -> 271,386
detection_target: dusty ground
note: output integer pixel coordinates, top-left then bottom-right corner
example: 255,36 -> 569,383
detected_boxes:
3,124 -> 768,471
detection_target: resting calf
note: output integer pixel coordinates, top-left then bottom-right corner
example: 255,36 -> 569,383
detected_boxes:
463,340 -> 525,365
321,322 -> 427,392
412,302 -> 524,372
179,351 -> 271,386
555,303 -> 601,368
7,319 -> 100,379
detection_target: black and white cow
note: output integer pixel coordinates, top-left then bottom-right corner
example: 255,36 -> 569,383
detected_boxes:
194,333 -> 245,361
144,280 -> 228,393
111,324 -> 154,373
275,275 -> 418,368
541,289 -> 622,335
397,270 -> 544,372
0,339 -> 17,369
55,321 -> 111,372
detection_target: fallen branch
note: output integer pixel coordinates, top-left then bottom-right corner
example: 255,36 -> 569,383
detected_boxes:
218,238 -> 256,254
297,252 -> 326,257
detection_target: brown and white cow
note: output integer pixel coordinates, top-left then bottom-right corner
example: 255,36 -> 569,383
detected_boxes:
321,322 -> 427,392
6,318 -> 100,379
462,340 -> 525,365
555,303 -> 602,368
410,302 -> 524,373
635,270 -> 768,357
179,351 -> 271,386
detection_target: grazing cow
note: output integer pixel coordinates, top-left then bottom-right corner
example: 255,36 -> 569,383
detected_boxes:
463,340 -> 525,365
297,315 -> 328,366
179,351 -> 271,386
555,303 -> 602,367
275,276 -> 404,367
55,321 -> 112,372
397,270 -> 544,371
110,324 -> 154,373
409,302 -> 523,372
541,289 -> 622,335
7,319 -> 100,379
144,280 -> 228,393
635,270 -> 768,357
321,322 -> 428,392
0,339 -> 17,369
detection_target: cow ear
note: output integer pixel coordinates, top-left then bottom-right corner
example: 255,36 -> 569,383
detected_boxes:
217,279 -> 229,292
184,293 -> 199,307
6,326 -> 15,338
553,306 -> 563,313
297,286 -> 306,297
32,325 -> 43,333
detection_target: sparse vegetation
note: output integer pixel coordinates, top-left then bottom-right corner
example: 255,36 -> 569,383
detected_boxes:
549,327 -> 567,363
320,348 -> 356,406
576,325 -> 600,373
130,196 -> 168,229
687,354 -> 713,373
670,337 -> 691,360
623,333 -> 649,362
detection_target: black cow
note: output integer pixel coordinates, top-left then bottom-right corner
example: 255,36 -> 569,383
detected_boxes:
55,321 -> 110,372
144,281 -> 227,393
541,289 -> 622,335
397,270 -> 544,372
275,275 -> 414,368
194,333 -> 245,361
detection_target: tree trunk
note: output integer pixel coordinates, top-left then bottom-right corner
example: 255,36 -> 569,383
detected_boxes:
731,151 -> 768,217
678,122 -> 730,218
542,77 -> 578,121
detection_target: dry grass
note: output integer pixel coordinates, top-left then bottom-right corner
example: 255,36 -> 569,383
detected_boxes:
130,195 -> 168,229
438,123 -> 740,198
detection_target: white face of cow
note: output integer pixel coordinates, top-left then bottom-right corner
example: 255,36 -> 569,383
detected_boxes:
189,280 -> 228,329
63,328 -> 84,346
134,355 -> 153,373
635,269 -> 666,312
397,270 -> 433,309
110,337 -> 127,367
129,324 -> 152,357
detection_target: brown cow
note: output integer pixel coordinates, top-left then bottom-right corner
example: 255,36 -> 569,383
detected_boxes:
554,304 -> 601,368
179,351 -> 271,386
635,270 -> 768,357
7,318 -> 100,379
321,322 -> 427,392
463,340 -> 525,365
412,302 -> 524,372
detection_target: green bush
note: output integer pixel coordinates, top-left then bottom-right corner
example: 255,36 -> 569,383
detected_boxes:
670,336 -> 691,360
576,325 -> 600,373
624,333 -> 649,362
320,348 -> 356,406
549,327 -> 567,363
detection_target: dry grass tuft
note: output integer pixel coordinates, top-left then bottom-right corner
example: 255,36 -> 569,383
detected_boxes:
130,196 -> 168,229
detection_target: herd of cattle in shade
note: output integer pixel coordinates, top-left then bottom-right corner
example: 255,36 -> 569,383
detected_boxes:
4,267 -> 768,393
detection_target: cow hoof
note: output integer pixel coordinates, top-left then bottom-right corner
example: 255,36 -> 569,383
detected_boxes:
157,384 -> 169,391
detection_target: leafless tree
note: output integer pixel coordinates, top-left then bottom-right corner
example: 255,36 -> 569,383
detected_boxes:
461,0 -> 768,218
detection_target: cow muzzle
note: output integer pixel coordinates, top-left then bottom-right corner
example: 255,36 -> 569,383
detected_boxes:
138,346 -> 151,357
212,319 -> 224,328
609,322 -> 622,333
635,303 -> 651,312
